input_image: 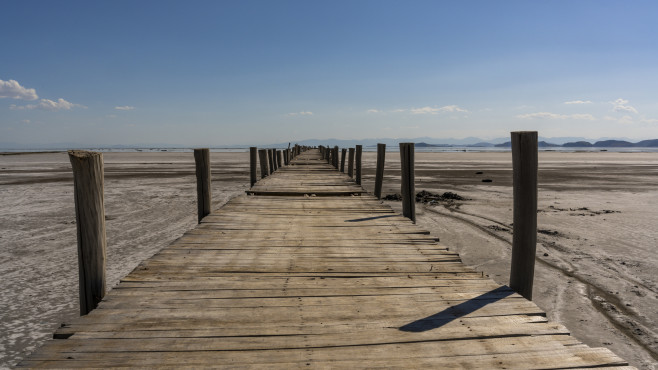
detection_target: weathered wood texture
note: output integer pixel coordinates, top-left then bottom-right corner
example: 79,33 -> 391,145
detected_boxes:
374,143 -> 386,199
23,149 -> 628,368
340,148 -> 346,173
509,131 -> 539,300
355,144 -> 362,185
68,150 -> 107,316
268,149 -> 275,174
249,147 -> 257,187
258,149 -> 269,179
276,150 -> 283,169
348,147 -> 355,178
399,142 -> 416,222
193,148 -> 212,223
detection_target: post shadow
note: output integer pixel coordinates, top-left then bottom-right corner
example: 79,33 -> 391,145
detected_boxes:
399,286 -> 515,332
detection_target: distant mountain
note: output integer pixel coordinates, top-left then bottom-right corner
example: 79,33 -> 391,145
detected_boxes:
494,141 -> 559,148
635,139 -> 658,147
562,141 -> 593,147
415,142 -> 451,147
593,140 -> 635,147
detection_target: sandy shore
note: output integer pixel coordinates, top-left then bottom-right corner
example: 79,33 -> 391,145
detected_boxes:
0,151 -> 656,369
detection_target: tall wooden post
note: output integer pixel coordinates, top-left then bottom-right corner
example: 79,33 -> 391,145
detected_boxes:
340,148 -> 347,172
277,150 -> 283,168
250,147 -> 257,187
509,131 -> 538,300
194,148 -> 212,223
355,145 -> 363,185
68,150 -> 106,316
268,149 -> 275,174
258,149 -> 269,178
374,143 -> 386,199
399,143 -> 415,223
348,148 -> 355,178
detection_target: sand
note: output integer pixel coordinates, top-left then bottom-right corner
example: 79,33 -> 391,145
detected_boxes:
0,151 -> 656,369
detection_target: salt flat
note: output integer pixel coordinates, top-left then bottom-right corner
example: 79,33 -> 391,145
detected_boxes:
0,151 -> 656,369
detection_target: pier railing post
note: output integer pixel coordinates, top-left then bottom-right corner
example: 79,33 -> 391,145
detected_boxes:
509,131 -> 538,300
277,150 -> 283,169
258,149 -> 269,178
268,149 -> 275,174
333,146 -> 339,169
374,143 -> 386,199
250,147 -> 257,187
348,148 -> 355,178
194,148 -> 212,223
399,143 -> 415,223
68,150 -> 106,316
340,148 -> 346,172
355,145 -> 363,185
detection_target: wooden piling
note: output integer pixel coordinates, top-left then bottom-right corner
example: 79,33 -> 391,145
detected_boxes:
258,149 -> 269,179
68,150 -> 106,316
333,146 -> 339,168
340,148 -> 347,172
268,149 -> 275,174
194,148 -> 212,223
277,150 -> 283,168
399,143 -> 415,223
355,145 -> 362,185
374,143 -> 386,199
250,147 -> 257,187
509,131 -> 538,300
348,148 -> 355,178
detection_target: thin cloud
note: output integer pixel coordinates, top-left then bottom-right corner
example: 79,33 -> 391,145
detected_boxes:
517,112 -> 595,120
612,98 -> 638,114
564,100 -> 592,105
287,111 -> 313,116
10,98 -> 85,111
367,109 -> 380,113
115,105 -> 135,111
0,79 -> 38,100
21,119 -> 31,124
410,105 -> 468,115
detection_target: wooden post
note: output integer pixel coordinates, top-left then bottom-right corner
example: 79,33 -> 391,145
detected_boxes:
250,147 -> 257,187
277,150 -> 283,168
194,148 -> 212,223
509,131 -> 538,300
348,147 -> 355,178
68,150 -> 106,316
374,143 -> 386,199
268,149 -> 275,174
399,143 -> 415,222
355,145 -> 362,185
340,148 -> 346,172
258,149 -> 269,178
333,146 -> 339,168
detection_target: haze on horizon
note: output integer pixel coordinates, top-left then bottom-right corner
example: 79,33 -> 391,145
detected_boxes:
1,0 -> 658,147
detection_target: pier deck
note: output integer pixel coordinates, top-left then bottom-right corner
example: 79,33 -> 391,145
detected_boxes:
21,149 -> 630,368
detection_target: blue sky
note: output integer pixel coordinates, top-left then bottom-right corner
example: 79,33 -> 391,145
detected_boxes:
2,0 -> 658,146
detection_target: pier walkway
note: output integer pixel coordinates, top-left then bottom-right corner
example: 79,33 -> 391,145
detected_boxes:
21,149 -> 630,368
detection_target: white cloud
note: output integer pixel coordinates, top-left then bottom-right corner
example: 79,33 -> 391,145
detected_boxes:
366,109 -> 380,113
21,119 -> 30,124
287,111 -> 313,116
0,79 -> 38,100
10,98 -> 85,111
115,105 -> 135,111
391,109 -> 407,113
516,112 -> 595,120
612,98 -> 638,114
410,105 -> 468,115
640,117 -> 658,124
618,115 -> 634,125
564,100 -> 592,105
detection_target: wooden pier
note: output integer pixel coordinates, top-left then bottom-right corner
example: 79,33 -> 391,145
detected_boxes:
21,149 -> 630,368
